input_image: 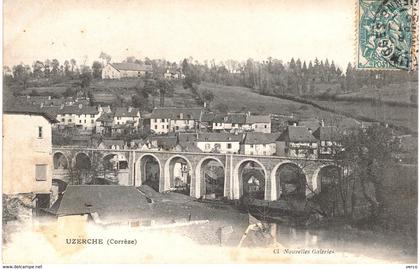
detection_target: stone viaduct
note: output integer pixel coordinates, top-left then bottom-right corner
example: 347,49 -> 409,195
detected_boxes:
52,147 -> 337,201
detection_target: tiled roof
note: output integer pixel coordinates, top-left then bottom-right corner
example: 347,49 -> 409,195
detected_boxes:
197,133 -> 243,143
279,126 -> 317,142
59,105 -> 99,115
178,133 -> 198,143
213,113 -> 247,124
201,111 -> 215,122
149,135 -> 178,150
246,115 -> 271,124
96,112 -> 114,122
243,132 -> 281,144
312,126 -> 340,141
4,99 -> 58,123
54,185 -> 151,222
151,107 -> 202,120
110,62 -> 153,72
114,107 -> 140,117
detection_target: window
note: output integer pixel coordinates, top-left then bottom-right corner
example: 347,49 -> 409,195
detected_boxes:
37,127 -> 43,138
61,118 -> 65,122
163,125 -> 165,129
227,143 -> 232,149
68,119 -> 72,123
155,125 -> 158,129
84,120 -> 86,123
35,164 -> 47,181
90,114 -> 95,118
264,125 -> 267,128
79,120 -> 82,123
91,120 -> 94,124
205,143 -> 210,150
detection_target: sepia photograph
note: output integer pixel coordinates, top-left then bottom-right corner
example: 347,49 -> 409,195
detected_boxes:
2,0 -> 419,266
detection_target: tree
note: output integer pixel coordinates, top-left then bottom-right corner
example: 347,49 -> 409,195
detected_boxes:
99,52 -> 111,65
32,61 -> 44,79
156,79 -> 174,106
92,61 -> 103,79
201,89 -> 214,108
79,66 -> 92,89
51,59 -> 60,78
12,64 -> 31,89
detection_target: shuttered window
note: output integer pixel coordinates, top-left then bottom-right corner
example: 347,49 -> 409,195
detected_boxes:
35,164 -> 47,181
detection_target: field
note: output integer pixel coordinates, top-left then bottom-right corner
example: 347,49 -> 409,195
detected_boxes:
313,99 -> 417,133
337,82 -> 416,104
197,82 -> 365,128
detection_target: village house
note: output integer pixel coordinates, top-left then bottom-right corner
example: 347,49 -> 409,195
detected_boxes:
196,133 -> 243,154
55,104 -> 102,132
113,107 -> 141,127
150,107 -> 203,134
98,139 -> 127,150
101,62 -> 153,79
243,115 -> 272,133
3,103 -> 58,213
212,113 -> 247,133
242,132 -> 281,156
276,126 -> 318,159
163,69 -> 185,80
95,112 -> 114,136
312,126 -> 341,158
145,135 -> 178,151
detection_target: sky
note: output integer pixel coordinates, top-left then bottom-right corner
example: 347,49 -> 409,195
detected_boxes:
4,0 -> 355,69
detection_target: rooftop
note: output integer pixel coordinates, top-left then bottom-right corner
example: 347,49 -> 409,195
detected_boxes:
279,126 -> 317,142
151,107 -> 202,120
110,62 -> 153,72
243,132 -> 281,144
53,185 -> 151,222
197,133 -> 243,142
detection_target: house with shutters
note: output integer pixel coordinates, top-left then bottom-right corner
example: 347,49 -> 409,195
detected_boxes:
196,133 -> 243,154
276,126 -> 318,159
242,132 -> 281,156
102,62 -> 153,79
55,104 -> 102,131
3,102 -> 58,213
150,107 -> 203,134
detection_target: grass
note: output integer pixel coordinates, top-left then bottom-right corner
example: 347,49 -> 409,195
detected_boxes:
337,82 -> 416,104
197,82 -> 363,128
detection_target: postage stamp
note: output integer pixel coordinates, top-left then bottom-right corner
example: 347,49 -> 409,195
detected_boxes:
357,0 -> 419,70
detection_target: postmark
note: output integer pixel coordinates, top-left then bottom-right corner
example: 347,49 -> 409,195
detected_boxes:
357,0 -> 419,70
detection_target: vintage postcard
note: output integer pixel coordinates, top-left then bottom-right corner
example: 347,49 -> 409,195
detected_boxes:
2,0 -> 418,266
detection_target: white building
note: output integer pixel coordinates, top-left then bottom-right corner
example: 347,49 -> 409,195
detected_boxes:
102,63 -> 153,79
55,104 -> 102,131
3,105 -> 57,201
244,115 -> 271,133
113,107 -> 141,127
196,133 -> 243,154
276,126 -> 318,159
212,113 -> 247,132
242,132 -> 281,156
150,107 -> 202,134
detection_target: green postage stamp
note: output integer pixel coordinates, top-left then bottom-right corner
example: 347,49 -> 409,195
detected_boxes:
357,0 -> 419,70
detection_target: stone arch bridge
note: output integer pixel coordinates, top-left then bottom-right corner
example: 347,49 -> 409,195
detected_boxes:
52,147 -> 336,201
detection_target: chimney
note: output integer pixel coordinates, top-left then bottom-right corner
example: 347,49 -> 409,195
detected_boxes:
308,128 -> 313,134
128,107 -> 132,112
321,119 -> 325,127
78,103 -> 83,109
40,103 -> 44,108
60,104 -> 64,109
48,96 -> 51,100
